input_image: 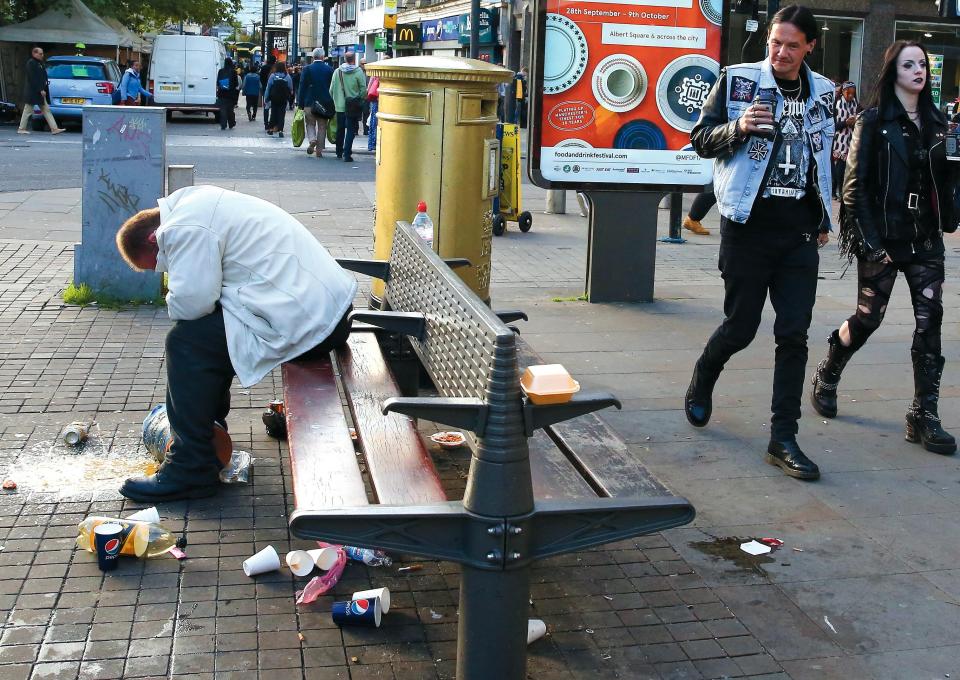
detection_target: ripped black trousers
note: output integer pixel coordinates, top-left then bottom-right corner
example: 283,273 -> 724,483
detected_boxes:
843,258 -> 944,356
698,221 -> 820,439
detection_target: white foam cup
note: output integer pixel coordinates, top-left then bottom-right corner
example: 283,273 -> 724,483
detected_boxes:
243,545 -> 281,577
527,618 -> 547,644
310,547 -> 339,571
126,507 -> 160,523
352,587 -> 390,614
285,550 -> 315,577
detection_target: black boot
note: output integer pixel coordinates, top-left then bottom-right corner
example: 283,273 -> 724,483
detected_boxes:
905,352 -> 956,455
120,465 -> 219,502
685,356 -> 721,427
810,330 -> 856,418
766,438 -> 820,480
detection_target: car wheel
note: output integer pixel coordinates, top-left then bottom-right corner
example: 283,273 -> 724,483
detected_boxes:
165,110 -> 173,122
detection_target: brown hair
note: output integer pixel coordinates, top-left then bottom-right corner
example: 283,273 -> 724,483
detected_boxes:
116,208 -> 161,271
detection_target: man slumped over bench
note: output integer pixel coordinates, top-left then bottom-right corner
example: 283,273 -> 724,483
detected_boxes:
115,185 -> 357,502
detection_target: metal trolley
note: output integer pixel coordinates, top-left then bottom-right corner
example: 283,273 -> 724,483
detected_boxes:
492,123 -> 533,236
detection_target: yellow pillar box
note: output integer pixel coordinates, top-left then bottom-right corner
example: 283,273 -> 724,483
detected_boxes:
366,56 -> 512,303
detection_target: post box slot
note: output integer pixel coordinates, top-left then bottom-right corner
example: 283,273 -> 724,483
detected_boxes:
378,89 -> 432,125
456,93 -> 499,126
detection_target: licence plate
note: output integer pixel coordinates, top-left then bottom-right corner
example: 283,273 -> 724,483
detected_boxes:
160,84 -> 181,92
61,97 -> 85,104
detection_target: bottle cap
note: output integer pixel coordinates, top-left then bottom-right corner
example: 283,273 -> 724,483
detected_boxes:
417,201 -> 427,213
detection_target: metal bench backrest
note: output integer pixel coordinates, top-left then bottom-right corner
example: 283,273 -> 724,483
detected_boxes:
385,222 -> 521,421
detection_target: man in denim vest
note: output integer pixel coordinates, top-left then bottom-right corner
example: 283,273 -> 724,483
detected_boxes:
684,5 -> 834,480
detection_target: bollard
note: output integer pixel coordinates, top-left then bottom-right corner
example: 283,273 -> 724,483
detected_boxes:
658,193 -> 686,244
544,189 -> 566,214
167,165 -> 195,195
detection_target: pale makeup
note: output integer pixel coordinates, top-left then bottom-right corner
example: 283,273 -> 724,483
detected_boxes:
895,46 -> 927,98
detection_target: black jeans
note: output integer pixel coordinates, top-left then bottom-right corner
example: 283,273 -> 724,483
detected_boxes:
832,157 -> 846,197
336,112 -> 359,158
699,220 -> 820,439
270,101 -> 287,132
218,97 -> 236,129
688,191 -> 717,221
245,95 -> 259,119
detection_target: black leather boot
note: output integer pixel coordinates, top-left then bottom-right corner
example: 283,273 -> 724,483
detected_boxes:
905,352 -> 956,455
685,356 -> 721,427
810,330 -> 856,418
120,465 -> 219,503
766,438 -> 820,480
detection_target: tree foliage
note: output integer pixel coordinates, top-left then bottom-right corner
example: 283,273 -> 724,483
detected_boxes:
1,0 -> 243,32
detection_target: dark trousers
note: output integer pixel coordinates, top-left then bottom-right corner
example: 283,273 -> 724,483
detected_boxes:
263,98 -> 271,129
831,157 -> 846,197
336,112 -> 359,158
688,191 -> 717,221
218,97 -> 236,129
362,100 -> 371,134
270,101 -> 287,132
699,220 -> 820,439
245,95 -> 259,119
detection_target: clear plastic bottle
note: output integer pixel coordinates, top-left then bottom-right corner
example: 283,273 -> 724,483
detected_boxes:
343,545 -> 393,566
77,517 -> 178,558
411,201 -> 434,246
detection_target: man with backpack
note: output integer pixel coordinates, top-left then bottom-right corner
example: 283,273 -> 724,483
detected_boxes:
264,61 -> 293,137
329,51 -> 366,162
259,55 -> 276,132
216,57 -> 239,130
297,48 -> 335,157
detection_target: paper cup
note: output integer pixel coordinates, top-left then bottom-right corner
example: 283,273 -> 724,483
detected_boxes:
527,618 -> 547,644
94,523 -> 124,572
126,506 -> 160,523
285,550 -> 315,577
352,587 -> 390,614
310,547 -> 339,571
332,596 -> 382,628
243,545 -> 281,577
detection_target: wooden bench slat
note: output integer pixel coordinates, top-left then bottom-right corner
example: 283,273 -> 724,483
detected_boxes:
337,333 -> 447,506
282,360 -> 369,509
528,429 -> 597,500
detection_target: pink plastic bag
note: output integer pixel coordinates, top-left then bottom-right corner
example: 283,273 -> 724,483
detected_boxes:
295,542 -> 347,605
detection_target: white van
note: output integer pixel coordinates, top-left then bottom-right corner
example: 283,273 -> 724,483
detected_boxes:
149,35 -> 227,118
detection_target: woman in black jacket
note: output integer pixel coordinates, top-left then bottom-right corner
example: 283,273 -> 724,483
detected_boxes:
811,40 -> 958,454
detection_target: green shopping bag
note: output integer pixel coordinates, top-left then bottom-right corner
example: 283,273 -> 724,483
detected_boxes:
291,108 -> 305,148
326,115 -> 337,145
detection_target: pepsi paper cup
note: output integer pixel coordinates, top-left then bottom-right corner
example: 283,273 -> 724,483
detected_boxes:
332,596 -> 382,628
94,523 -> 124,572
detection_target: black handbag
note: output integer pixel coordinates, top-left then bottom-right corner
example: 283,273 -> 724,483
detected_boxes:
339,70 -> 364,118
311,100 -> 334,119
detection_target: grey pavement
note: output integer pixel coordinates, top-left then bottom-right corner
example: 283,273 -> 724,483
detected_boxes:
0,117 -> 958,679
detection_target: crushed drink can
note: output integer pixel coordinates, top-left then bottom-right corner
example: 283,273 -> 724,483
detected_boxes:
61,422 -> 90,446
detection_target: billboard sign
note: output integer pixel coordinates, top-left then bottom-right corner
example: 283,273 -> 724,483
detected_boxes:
529,0 -> 727,191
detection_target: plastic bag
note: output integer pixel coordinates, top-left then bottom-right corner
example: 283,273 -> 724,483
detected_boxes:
326,115 -> 337,145
291,108 -> 305,148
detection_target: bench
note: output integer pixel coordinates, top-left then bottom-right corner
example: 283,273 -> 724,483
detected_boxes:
282,222 -> 696,680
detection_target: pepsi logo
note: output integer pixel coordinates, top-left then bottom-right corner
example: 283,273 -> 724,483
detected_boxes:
104,538 -> 121,555
349,599 -> 370,616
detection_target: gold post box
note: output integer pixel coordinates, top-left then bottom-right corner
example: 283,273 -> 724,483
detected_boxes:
366,56 -> 513,303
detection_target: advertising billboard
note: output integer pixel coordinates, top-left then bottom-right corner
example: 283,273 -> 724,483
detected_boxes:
529,0 -> 727,191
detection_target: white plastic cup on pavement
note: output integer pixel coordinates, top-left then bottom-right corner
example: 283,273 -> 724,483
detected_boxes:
126,507 -> 160,523
243,545 -> 281,577
352,587 -> 391,614
527,618 -> 547,644
285,550 -> 315,577
310,547 -> 339,571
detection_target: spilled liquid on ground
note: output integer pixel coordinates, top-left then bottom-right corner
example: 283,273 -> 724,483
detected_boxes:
688,536 -> 776,575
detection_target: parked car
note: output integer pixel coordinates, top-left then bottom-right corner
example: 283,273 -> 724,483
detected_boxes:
149,34 -> 226,120
0,99 -> 17,123
32,55 -> 121,130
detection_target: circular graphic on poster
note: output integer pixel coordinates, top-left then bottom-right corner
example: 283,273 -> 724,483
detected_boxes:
556,138 -> 594,148
699,0 -> 723,26
656,55 -> 720,132
613,120 -> 666,150
591,54 -> 648,113
544,14 -> 588,94
547,100 -> 596,132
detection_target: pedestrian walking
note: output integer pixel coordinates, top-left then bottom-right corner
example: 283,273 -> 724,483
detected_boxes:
684,4 -> 834,481
118,60 -> 151,106
811,40 -> 958,455
830,81 -> 860,199
360,58 -> 371,135
17,46 -> 65,134
242,64 -> 261,121
260,55 -> 276,132
297,48 -> 335,157
366,70 -> 379,152
114,186 -> 357,502
216,57 -> 239,130
265,61 -> 293,137
290,64 -> 301,111
682,190 -> 716,235
329,51 -> 366,162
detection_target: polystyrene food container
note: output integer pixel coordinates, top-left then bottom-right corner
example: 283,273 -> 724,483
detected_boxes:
520,364 -> 581,405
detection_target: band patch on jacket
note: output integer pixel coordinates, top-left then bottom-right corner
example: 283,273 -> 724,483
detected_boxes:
810,131 -> 823,152
731,76 -> 757,103
819,92 -> 834,109
748,139 -> 769,162
808,104 -> 824,124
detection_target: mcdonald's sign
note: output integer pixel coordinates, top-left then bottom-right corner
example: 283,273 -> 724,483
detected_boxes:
394,24 -> 422,46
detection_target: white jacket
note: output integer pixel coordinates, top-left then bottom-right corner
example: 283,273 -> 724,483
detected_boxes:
155,186 -> 357,387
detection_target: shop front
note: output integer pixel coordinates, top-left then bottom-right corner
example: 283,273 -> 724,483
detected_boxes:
420,15 -> 466,56
394,24 -> 422,56
458,8 -> 502,63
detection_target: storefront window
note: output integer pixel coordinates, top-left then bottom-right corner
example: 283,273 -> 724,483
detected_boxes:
895,21 -> 960,110
726,12 -> 863,91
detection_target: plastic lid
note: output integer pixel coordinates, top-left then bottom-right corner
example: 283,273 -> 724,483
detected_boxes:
417,201 -> 427,213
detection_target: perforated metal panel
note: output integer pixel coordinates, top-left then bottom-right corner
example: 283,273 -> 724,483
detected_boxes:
385,223 -> 519,404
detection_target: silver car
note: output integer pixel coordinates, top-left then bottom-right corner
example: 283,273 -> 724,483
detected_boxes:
32,56 -> 122,130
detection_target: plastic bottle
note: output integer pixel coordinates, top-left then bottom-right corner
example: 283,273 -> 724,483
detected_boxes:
411,201 -> 434,245
343,545 -> 393,566
77,517 -> 179,558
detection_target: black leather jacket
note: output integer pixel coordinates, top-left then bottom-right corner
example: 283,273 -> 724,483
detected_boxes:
841,98 -> 957,256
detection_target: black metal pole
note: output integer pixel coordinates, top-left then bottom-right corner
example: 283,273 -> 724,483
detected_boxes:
470,0 -> 480,59
291,0 -> 299,62
261,0 -> 269,61
322,0 -> 332,57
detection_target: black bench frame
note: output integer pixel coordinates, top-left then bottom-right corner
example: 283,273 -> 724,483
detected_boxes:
289,222 -> 695,679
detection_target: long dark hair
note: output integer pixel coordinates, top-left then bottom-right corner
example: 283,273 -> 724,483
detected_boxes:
767,4 -> 819,44
866,40 -> 936,115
